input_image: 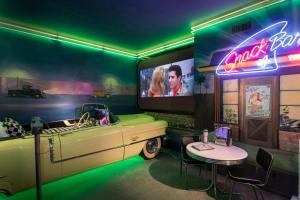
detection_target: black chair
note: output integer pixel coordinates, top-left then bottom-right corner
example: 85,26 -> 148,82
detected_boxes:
180,135 -> 206,189
227,148 -> 274,200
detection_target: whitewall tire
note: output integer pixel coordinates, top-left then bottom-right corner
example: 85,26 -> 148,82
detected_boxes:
141,137 -> 161,159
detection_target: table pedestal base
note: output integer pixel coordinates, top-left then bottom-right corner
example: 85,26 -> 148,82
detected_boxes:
195,164 -> 241,200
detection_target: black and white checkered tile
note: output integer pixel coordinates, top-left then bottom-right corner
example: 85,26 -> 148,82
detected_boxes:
0,117 -> 26,137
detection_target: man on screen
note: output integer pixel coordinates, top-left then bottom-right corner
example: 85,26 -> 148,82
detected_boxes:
168,65 -> 187,96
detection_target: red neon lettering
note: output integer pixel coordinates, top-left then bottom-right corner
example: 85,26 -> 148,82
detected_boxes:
224,39 -> 269,72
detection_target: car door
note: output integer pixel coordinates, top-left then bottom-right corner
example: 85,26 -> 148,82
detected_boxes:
0,135 -> 62,194
0,137 -> 36,194
56,125 -> 124,178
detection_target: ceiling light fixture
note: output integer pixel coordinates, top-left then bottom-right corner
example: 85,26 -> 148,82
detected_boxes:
191,0 -> 286,33
0,20 -> 137,58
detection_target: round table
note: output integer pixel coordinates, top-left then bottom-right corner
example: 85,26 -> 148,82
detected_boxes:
186,142 -> 248,198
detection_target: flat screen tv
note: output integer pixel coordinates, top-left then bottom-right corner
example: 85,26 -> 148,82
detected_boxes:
138,47 -> 195,113
140,58 -> 194,98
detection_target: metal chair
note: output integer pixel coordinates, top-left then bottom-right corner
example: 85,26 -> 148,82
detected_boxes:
180,135 -> 206,189
227,148 -> 274,200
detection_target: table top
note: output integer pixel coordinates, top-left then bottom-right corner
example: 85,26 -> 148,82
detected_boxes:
186,142 -> 248,165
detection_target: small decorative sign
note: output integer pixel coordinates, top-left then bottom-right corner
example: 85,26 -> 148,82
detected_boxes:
245,85 -> 271,117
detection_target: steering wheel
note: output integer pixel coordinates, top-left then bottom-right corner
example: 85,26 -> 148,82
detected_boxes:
75,112 -> 90,128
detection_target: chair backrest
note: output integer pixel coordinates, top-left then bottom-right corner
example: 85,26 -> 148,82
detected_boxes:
181,135 -> 200,155
181,135 -> 200,146
256,148 -> 274,185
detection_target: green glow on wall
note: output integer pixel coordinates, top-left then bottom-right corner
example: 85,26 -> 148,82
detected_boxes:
0,69 -> 32,79
0,156 -> 144,200
102,75 -> 119,88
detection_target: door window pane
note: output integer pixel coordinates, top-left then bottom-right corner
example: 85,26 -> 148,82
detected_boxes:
223,92 -> 238,104
280,74 -> 300,132
280,74 -> 300,90
223,105 -> 238,124
223,79 -> 238,92
280,91 -> 300,105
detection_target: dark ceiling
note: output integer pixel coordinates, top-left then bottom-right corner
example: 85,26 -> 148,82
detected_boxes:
0,0 -> 258,52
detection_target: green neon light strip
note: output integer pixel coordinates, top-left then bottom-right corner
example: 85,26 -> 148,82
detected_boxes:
0,20 -> 137,58
0,0 -> 287,59
137,36 -> 194,58
0,20 -> 194,58
191,0 -> 286,33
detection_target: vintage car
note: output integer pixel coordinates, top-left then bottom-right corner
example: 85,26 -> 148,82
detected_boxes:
0,103 -> 167,195
7,85 -> 46,99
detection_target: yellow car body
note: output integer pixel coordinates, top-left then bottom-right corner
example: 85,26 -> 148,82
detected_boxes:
0,113 -> 167,195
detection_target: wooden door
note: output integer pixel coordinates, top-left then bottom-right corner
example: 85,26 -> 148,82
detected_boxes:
240,76 -> 278,148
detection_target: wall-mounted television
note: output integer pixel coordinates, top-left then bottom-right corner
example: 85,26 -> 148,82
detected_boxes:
138,47 -> 195,113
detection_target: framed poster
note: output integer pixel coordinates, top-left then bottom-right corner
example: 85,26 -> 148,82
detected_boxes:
245,85 -> 271,117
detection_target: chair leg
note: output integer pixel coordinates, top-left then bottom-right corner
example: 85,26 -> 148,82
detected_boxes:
198,166 -> 202,176
185,165 -> 188,190
180,160 -> 183,176
220,173 -> 229,193
229,181 -> 235,200
259,189 -> 265,200
252,186 -> 259,200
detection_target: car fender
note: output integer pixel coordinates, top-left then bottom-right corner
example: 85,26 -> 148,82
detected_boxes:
121,120 -> 167,159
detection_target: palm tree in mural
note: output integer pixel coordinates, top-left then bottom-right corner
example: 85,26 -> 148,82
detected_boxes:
194,71 -> 206,94
104,83 -> 113,98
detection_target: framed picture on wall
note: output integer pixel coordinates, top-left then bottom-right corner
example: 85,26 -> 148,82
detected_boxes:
245,85 -> 271,118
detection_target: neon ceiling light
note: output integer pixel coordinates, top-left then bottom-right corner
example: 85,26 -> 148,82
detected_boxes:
0,20 -> 137,58
0,0 -> 287,59
0,20 -> 194,58
191,0 -> 286,33
137,36 -> 194,58
216,21 -> 300,75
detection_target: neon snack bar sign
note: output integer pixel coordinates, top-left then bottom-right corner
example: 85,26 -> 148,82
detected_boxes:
216,21 -> 300,75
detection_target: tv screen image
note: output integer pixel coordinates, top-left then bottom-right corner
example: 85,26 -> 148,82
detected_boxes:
140,58 -> 194,97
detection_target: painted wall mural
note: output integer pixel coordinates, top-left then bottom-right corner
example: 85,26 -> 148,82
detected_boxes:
0,30 -> 139,124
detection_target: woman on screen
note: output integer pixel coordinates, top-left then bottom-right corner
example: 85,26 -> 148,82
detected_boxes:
148,66 -> 165,97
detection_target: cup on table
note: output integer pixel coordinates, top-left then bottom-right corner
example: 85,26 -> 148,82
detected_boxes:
203,129 -> 208,143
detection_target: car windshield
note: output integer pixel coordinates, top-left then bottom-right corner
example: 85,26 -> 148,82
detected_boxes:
81,104 -> 119,124
82,104 -> 106,113
82,104 -> 106,118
